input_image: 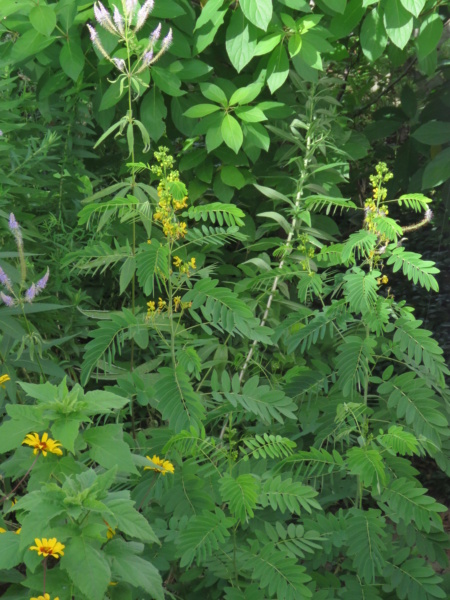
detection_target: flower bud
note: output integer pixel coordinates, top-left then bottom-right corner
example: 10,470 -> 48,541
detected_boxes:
112,57 -> 127,72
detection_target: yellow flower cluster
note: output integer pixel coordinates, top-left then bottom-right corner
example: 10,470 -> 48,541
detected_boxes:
151,147 -> 189,240
144,454 -> 175,475
173,255 -> 196,276
31,594 -> 59,600
22,433 -> 63,457
377,275 -> 389,285
146,296 -> 192,318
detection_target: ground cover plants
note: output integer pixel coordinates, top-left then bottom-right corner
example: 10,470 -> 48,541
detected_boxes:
0,0 -> 449,598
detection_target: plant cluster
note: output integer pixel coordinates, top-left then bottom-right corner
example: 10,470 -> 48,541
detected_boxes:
0,0 -> 449,599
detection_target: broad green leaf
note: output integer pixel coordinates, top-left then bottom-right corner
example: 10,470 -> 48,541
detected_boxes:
107,539 -> 163,600
221,114 -> 243,153
83,424 -> 138,474
0,532 -> 22,569
151,67 -> 183,97
360,8 -> 387,61
254,32 -> 282,56
244,123 -> 270,151
205,114 -> 224,152
59,40 -> 85,81
235,106 -> 266,122
195,0 -> 225,30
105,498 -> 159,544
200,82 -> 228,105
140,87 -> 167,142
384,1 -> 413,50
321,0 -> 347,13
29,5 -> 56,36
226,9 -> 258,72
230,82 -> 263,105
10,29 -> 54,63
221,165 -> 246,189
184,104 -> 221,118
266,45 -> 289,93
400,0 -> 426,17
329,0 -> 365,39
240,0 -> 273,31
61,537 -> 111,600
422,148 -> 450,190
99,80 -> 127,111
152,0 -> 186,18
299,38 -> 323,70
416,13 -> 443,61
412,121 -> 450,145
0,411 -> 47,453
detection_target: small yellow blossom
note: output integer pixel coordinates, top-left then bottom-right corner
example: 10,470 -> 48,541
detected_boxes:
173,296 -> 182,311
0,527 -> 6,533
382,275 -> 388,284
157,298 -> 166,311
188,257 -> 196,269
154,211 -> 163,221
29,538 -> 65,559
106,526 -> 116,540
147,239 -> 152,244
147,300 -> 156,312
181,301 -> 192,310
0,374 -> 10,387
30,594 -> 59,600
144,455 -> 175,476
15,528 -> 21,534
173,256 -> 183,268
22,433 -> 63,457
177,222 -> 187,238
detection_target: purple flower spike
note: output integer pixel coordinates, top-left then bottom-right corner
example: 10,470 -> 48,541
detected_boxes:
8,213 -> 19,231
142,50 -> 154,66
37,267 -> 50,290
0,292 -> 15,307
25,284 -> 37,303
162,28 -> 173,51
150,23 -> 162,44
87,23 -> 98,41
0,267 -> 11,289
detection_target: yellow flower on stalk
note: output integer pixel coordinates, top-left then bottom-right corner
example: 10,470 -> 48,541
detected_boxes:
177,222 -> 187,238
106,526 -> 116,540
0,374 -> 10,387
157,297 -> 166,311
30,594 -> 59,600
29,537 -> 65,559
147,300 -> 156,312
144,455 -> 174,476
22,433 -> 63,457
173,296 -> 182,311
188,257 -> 196,269
173,256 -> 183,268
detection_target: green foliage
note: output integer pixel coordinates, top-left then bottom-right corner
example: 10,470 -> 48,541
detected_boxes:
0,0 -> 449,598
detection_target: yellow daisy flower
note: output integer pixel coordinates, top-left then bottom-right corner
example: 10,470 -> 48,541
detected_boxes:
30,594 -> 59,600
29,538 -> 65,559
22,433 -> 63,457
144,455 -> 174,476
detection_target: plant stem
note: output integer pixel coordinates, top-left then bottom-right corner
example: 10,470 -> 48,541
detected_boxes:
0,454 -> 39,504
219,97 -> 315,440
